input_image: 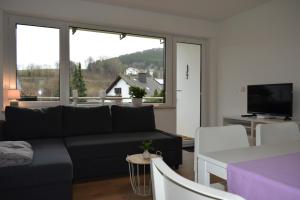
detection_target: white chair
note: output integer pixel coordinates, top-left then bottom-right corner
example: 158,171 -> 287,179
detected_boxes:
194,125 -> 249,183
151,157 -> 245,200
256,122 -> 300,145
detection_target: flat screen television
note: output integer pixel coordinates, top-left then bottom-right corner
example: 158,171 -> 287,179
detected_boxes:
247,83 -> 293,117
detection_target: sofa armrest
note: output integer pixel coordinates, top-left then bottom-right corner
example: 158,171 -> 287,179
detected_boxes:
156,129 -> 183,166
156,129 -> 181,139
0,120 -> 5,141
156,129 -> 182,149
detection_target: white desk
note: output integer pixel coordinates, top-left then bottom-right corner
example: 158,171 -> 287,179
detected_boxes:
196,140 -> 300,186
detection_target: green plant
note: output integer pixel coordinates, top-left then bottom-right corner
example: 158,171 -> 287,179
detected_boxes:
129,86 -> 147,98
141,140 -> 152,151
71,62 -> 87,97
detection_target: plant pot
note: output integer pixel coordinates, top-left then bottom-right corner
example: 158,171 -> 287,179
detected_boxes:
132,98 -> 142,107
143,150 -> 151,159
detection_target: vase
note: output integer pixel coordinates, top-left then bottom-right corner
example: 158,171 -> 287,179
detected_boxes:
132,98 -> 142,107
143,150 -> 150,159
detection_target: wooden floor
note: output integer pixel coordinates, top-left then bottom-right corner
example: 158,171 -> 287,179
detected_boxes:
73,150 -> 194,200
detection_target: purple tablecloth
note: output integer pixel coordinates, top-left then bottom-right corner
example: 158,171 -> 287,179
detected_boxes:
227,152 -> 300,200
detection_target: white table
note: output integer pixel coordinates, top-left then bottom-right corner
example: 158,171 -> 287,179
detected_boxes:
196,140 -> 300,186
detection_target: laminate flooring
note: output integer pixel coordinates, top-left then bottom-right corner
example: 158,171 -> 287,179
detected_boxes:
73,150 -> 194,200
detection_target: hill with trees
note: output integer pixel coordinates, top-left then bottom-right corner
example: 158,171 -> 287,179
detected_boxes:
80,48 -> 164,96
85,48 -> 164,76
118,48 -> 164,69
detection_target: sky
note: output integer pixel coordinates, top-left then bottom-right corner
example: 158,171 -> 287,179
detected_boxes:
16,25 -> 164,69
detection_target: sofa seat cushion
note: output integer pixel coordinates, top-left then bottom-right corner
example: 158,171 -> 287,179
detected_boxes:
62,106 -> 112,137
0,139 -> 72,190
65,131 -> 178,159
4,106 -> 63,140
111,105 -> 155,132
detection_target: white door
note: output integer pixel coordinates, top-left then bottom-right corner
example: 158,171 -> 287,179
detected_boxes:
176,42 -> 201,138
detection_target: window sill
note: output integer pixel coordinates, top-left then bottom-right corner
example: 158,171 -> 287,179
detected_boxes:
13,101 -> 175,109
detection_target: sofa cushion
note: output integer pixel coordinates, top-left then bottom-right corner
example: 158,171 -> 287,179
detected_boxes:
111,105 -> 155,132
64,131 -> 178,159
0,139 -> 73,190
5,106 -> 62,140
62,106 -> 112,137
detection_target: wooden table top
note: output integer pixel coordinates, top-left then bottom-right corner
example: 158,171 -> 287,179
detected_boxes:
126,153 -> 160,165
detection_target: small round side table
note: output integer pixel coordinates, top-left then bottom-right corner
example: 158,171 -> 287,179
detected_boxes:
126,153 -> 160,196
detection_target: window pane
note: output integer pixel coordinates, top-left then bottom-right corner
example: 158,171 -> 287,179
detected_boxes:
69,28 -> 165,104
16,24 -> 60,101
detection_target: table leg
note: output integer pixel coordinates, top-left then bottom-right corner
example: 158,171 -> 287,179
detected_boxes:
143,164 -> 146,194
197,158 -> 210,186
128,163 -> 136,194
137,164 -> 140,193
251,121 -> 255,138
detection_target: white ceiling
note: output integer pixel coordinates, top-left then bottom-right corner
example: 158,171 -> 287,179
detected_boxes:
83,0 -> 271,21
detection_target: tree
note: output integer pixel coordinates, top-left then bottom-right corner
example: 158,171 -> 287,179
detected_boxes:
86,56 -> 95,72
153,89 -> 159,97
71,62 -> 87,97
153,70 -> 158,78
70,61 -> 77,73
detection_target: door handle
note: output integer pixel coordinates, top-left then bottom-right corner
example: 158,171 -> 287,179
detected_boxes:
186,64 -> 189,80
176,90 -> 182,92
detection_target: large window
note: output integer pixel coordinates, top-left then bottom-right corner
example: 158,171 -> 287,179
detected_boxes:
69,28 -> 165,104
16,24 -> 60,101
7,15 -> 175,107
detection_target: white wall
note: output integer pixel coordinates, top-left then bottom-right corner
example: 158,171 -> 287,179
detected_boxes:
217,0 -> 300,124
0,0 -> 219,132
206,38 -> 218,125
0,9 -> 3,120
0,0 -> 217,38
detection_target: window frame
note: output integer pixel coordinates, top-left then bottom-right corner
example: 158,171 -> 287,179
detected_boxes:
15,24 -> 61,102
69,23 -> 172,107
6,15 -> 68,108
5,14 -> 174,108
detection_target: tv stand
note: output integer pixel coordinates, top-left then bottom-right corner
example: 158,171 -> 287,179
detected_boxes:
256,114 -> 276,119
223,116 -> 299,145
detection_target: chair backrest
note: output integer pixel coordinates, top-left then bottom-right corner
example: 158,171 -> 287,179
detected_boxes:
151,157 -> 245,200
256,122 -> 300,145
194,125 -> 249,155
194,125 -> 249,181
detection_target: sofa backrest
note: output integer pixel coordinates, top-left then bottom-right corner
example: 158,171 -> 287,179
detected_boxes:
0,121 -> 5,141
111,105 -> 156,132
3,105 -> 155,140
4,106 -> 63,140
62,106 -> 112,137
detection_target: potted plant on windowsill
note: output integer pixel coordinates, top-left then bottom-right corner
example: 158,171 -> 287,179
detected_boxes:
129,86 -> 147,107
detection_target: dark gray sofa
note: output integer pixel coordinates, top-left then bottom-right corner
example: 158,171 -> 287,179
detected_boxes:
0,105 -> 182,200
0,139 -> 73,200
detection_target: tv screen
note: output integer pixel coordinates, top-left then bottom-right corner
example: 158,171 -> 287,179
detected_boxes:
247,83 -> 293,117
